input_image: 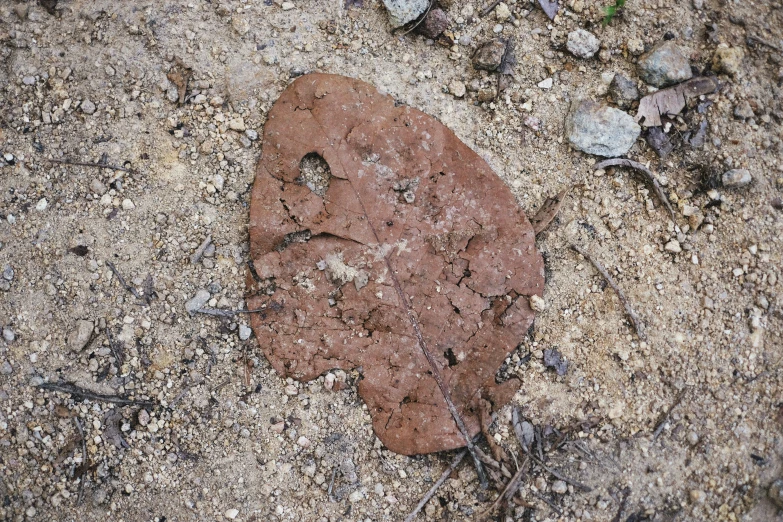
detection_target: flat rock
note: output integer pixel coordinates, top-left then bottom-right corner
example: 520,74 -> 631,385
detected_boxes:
566,29 -> 600,59
637,41 -> 692,87
382,0 -> 429,28
247,73 -> 544,455
67,320 -> 94,352
722,169 -> 752,188
565,99 -> 641,157
185,289 -> 211,313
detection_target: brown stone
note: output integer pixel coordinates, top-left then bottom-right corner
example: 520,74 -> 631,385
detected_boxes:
247,73 -> 544,455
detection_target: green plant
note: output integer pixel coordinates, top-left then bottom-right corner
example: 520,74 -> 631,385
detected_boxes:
603,0 -> 626,26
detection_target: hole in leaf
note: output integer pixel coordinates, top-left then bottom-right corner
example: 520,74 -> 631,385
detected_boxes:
298,152 -> 331,197
444,348 -> 458,367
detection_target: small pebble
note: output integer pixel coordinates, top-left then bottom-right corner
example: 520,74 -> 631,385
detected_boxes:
245,129 -> 258,141
637,41 -> 692,87
689,489 -> 706,504
81,99 -> 97,114
238,324 -> 252,341
722,169 -> 752,188
185,289 -> 211,313
224,508 -> 239,519
35,198 -> 48,211
769,479 -> 783,509
537,78 -> 553,89
566,29 -> 600,59
121,199 -> 135,210
552,480 -> 568,495
665,240 -> 682,253
2,328 -> 14,342
2,265 -> 13,281
449,80 -> 466,98
0,361 -> 13,375
67,320 -> 94,352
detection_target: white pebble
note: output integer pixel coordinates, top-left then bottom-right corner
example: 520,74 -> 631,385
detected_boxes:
224,508 -> 239,519
35,198 -> 48,211
121,199 -> 135,210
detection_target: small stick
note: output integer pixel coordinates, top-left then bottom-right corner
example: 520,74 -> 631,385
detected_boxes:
73,417 -> 87,504
46,158 -> 134,173
484,456 -> 529,516
190,235 -> 212,265
327,467 -> 338,502
747,35 -> 783,52
404,449 -> 468,522
652,390 -> 687,440
594,158 -> 675,221
480,0 -> 502,16
570,244 -> 647,341
531,491 -> 562,516
106,261 -> 143,301
38,382 -> 155,407
530,454 -> 592,492
194,307 -> 268,317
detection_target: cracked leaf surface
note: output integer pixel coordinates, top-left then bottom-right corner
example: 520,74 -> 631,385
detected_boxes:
247,73 -> 544,455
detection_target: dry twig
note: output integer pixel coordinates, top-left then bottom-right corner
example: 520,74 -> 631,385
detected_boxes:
106,261 -> 143,301
594,158 -> 675,221
652,389 -> 687,440
46,158 -> 134,173
480,0 -> 503,16
38,382 -> 155,407
404,449 -> 468,522
72,417 -> 87,504
570,244 -> 647,341
194,307 -> 269,317
747,35 -> 783,52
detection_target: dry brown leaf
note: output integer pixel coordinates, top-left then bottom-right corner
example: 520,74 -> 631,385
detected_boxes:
635,77 -> 719,127
531,186 -> 573,235
247,73 -> 544,455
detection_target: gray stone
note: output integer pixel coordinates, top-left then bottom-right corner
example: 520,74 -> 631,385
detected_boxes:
382,0 -> 429,28
238,324 -> 252,341
0,361 -> 12,375
733,101 -> 754,120
637,41 -> 692,87
472,39 -> 507,71
770,479 -> 783,509
607,74 -> 639,109
90,179 -> 108,195
2,265 -> 13,281
565,99 -> 641,157
2,328 -> 14,342
722,169 -> 752,188
67,320 -> 94,352
245,129 -> 258,141
566,29 -> 600,59
81,100 -> 96,115
185,289 -> 211,313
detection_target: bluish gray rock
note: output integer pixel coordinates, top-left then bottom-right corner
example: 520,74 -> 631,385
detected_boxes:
722,169 -> 752,188
565,99 -> 641,157
382,0 -> 429,28
637,41 -> 692,87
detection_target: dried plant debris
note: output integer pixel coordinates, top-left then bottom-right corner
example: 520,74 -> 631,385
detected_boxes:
594,158 -> 675,221
531,185 -> 573,235
635,76 -> 719,127
247,73 -> 544,455
537,0 -> 559,20
166,58 -> 192,105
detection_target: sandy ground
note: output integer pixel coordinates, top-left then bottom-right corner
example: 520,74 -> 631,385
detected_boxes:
1,0 -> 782,520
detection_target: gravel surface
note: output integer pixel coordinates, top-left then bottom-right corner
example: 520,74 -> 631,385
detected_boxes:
1,0 -> 782,521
